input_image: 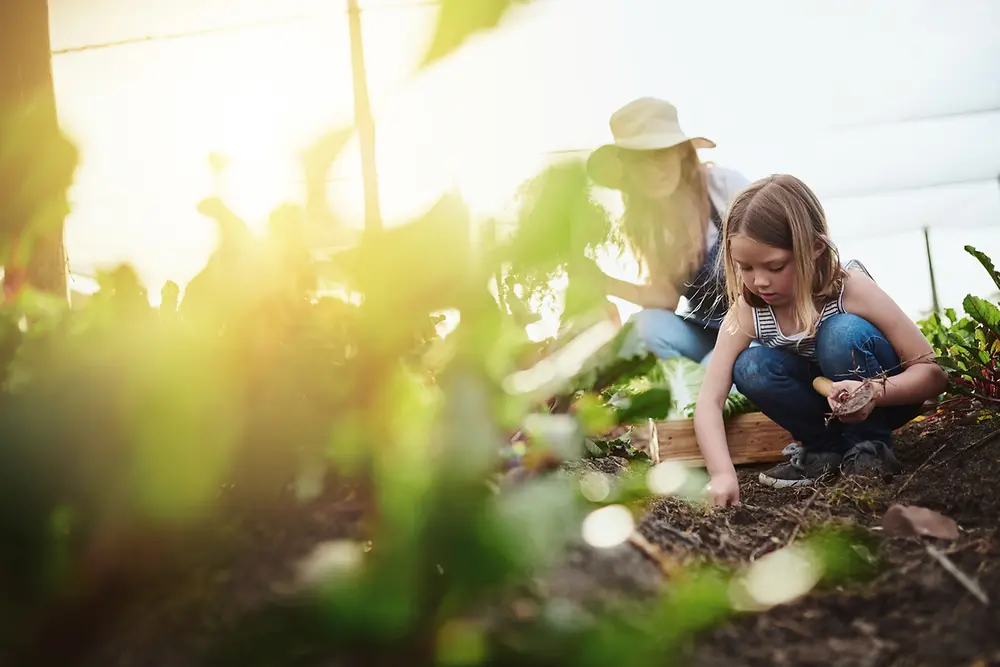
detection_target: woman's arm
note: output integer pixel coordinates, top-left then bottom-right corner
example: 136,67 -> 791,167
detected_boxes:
694,300 -> 754,479
841,270 -> 949,406
603,274 -> 680,311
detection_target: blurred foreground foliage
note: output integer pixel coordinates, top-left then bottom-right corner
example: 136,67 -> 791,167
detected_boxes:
0,4 -> 863,663
0,123 -> 867,667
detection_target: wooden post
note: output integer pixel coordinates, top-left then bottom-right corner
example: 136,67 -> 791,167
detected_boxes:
346,0 -> 383,235
923,226 -> 940,314
0,0 -> 69,301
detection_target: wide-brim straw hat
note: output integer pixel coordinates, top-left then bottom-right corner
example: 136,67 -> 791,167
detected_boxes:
586,97 -> 715,190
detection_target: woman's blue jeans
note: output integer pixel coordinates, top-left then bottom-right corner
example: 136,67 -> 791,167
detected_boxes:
732,313 -> 922,453
629,308 -> 719,364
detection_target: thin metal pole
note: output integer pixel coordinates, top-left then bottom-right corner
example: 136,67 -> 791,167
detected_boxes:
923,225 -> 940,314
346,0 -> 382,234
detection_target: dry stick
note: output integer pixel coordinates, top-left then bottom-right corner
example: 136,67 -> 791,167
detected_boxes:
934,426 -> 1000,468
627,531 -> 679,577
894,439 -> 953,498
925,543 -> 989,605
786,486 -> 823,546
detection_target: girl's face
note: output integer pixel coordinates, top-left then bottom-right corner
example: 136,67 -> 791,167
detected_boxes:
729,234 -> 796,307
623,146 -> 683,198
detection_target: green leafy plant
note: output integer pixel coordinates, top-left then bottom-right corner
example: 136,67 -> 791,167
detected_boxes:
919,245 -> 1000,405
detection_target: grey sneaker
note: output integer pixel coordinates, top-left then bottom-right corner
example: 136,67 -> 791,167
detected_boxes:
759,443 -> 842,488
841,440 -> 902,478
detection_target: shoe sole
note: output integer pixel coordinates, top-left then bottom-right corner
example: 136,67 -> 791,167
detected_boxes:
758,473 -> 815,488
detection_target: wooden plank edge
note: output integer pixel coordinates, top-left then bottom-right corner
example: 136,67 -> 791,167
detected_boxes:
647,412 -> 794,467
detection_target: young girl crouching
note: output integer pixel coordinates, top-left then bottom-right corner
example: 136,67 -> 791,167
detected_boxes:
693,174 -> 948,507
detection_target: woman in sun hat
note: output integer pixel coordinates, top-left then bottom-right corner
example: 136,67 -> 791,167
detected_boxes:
587,97 -> 751,363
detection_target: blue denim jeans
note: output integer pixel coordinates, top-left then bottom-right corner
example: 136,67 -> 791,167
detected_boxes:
629,308 -> 719,363
732,313 -> 922,453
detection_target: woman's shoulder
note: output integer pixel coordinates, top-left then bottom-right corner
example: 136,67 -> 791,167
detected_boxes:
704,163 -> 752,206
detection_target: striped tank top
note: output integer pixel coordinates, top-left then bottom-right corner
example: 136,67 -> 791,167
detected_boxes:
752,259 -> 871,361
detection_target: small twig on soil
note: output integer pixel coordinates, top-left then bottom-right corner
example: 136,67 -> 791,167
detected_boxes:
770,619 -> 813,637
658,524 -> 703,546
750,533 -> 786,562
786,486 -> 823,546
627,531 -> 680,577
894,440 -> 952,498
934,426 -> 1000,469
925,544 -> 989,605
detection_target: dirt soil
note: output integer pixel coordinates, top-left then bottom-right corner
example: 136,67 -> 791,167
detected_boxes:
582,404 -> 1000,667
682,407 -> 1000,667
26,404 -> 1000,667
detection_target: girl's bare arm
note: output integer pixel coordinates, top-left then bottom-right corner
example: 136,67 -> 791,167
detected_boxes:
842,271 -> 949,405
694,299 -> 754,478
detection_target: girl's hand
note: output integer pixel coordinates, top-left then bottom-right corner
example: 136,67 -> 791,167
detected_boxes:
706,472 -> 741,507
827,379 -> 878,423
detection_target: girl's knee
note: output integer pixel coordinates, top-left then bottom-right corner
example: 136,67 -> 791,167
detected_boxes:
816,313 -> 879,346
733,346 -> 783,395
816,313 -> 898,376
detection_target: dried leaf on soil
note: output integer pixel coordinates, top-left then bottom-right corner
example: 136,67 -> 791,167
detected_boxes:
882,504 -> 960,541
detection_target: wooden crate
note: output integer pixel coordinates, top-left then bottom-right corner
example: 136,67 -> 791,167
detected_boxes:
631,412 -> 793,466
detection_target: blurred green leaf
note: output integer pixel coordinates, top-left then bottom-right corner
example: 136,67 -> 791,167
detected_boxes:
421,0 -> 529,67
122,332 -> 240,522
301,125 -> 359,248
646,357 -> 705,420
492,475 -> 581,571
558,322 -> 657,400
504,319 -> 620,402
572,392 -> 617,435
613,387 -> 674,423
334,193 -> 476,355
436,618 -> 488,665
505,160 -> 613,286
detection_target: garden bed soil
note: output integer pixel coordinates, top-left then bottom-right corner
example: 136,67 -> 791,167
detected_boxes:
26,404 -> 1000,667
579,405 -> 1000,667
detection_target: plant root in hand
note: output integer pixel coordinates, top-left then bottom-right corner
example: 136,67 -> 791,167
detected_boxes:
813,376 -> 877,423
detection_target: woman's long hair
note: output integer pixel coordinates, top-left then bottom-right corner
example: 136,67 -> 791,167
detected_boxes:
618,141 -> 710,293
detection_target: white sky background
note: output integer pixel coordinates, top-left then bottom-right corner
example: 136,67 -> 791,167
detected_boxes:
48,0 -> 1000,326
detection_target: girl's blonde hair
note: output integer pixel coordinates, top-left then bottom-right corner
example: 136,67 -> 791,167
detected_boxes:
720,174 -> 846,335
618,142 -> 711,291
